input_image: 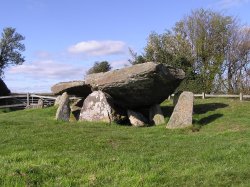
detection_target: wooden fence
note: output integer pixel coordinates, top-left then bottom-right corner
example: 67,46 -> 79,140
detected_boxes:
1,92 -> 249,110
170,92 -> 250,101
0,93 -> 56,109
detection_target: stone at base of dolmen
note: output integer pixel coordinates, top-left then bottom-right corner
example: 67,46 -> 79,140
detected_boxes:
55,92 -> 70,121
79,91 -> 124,124
127,110 -> 148,127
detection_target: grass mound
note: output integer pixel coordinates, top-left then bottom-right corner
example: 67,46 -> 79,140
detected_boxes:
0,98 -> 250,186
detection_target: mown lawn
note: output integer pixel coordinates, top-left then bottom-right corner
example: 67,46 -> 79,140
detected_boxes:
0,98 -> 250,186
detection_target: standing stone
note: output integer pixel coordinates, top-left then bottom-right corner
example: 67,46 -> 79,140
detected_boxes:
149,105 -> 165,125
54,95 -> 62,106
70,99 -> 84,120
55,92 -> 70,121
37,99 -> 44,108
127,110 -> 148,127
167,91 -> 193,129
79,91 -> 115,123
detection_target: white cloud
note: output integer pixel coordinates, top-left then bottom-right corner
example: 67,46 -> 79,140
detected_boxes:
68,40 -> 126,56
215,0 -> 249,8
8,60 -> 85,80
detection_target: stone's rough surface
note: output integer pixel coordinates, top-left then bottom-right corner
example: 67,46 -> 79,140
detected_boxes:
127,110 -> 148,127
85,62 -> 185,108
54,96 -> 61,106
55,92 -> 70,121
37,99 -> 44,108
70,99 -> 84,120
149,105 -> 165,125
167,91 -> 193,129
79,91 -> 115,123
26,99 -> 44,109
0,78 -> 10,96
51,81 -> 92,97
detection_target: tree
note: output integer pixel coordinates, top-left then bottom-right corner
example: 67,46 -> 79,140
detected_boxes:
141,9 -> 242,93
0,27 -> 25,77
224,27 -> 250,93
87,61 -> 112,75
128,48 -> 146,65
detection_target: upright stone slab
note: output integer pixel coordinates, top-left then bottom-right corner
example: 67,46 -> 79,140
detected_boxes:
70,99 -> 84,120
54,95 -> 61,106
79,91 -> 115,123
37,99 -> 44,108
55,92 -> 70,121
149,104 -> 165,125
127,110 -> 148,127
167,91 -> 193,129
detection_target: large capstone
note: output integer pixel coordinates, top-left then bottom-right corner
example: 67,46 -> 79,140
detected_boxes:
79,91 -> 123,123
51,81 -> 92,97
85,62 -> 185,108
0,78 -> 10,96
167,91 -> 193,129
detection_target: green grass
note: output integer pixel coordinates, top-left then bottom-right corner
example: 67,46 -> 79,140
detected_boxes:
0,98 -> 250,186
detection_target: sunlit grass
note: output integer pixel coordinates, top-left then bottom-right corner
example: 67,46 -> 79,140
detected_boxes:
0,98 -> 250,186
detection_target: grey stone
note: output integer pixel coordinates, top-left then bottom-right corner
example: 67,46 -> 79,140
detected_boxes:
167,91 -> 193,129
149,105 -> 165,125
127,110 -> 148,127
79,91 -> 116,123
70,99 -> 84,120
25,99 -> 44,109
54,95 -> 61,106
85,62 -> 185,108
51,81 -> 92,97
0,78 -> 10,96
55,92 -> 70,121
37,99 -> 44,108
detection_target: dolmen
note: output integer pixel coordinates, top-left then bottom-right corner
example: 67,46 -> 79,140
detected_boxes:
51,62 -> 186,127
0,78 -> 10,96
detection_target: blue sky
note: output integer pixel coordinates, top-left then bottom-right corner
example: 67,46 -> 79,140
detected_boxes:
1,0 -> 250,93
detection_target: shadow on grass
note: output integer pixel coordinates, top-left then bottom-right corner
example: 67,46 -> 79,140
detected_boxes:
161,103 -> 226,129
161,103 -> 228,117
194,103 -> 228,114
194,113 -> 224,126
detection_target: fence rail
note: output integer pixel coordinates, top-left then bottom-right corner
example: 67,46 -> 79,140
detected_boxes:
170,92 -> 250,101
0,93 -> 56,109
1,92 -> 249,110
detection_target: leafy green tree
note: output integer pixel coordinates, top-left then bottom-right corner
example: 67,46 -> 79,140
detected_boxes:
0,27 -> 25,77
128,48 -> 146,65
87,61 -> 112,75
142,9 -> 238,93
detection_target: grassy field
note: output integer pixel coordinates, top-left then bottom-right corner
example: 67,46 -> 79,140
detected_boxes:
0,98 -> 250,186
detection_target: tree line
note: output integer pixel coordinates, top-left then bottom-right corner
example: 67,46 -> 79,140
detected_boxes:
130,9 -> 250,94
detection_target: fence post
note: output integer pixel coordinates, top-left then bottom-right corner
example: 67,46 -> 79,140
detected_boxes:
26,93 -> 30,107
240,92 -> 243,101
202,92 -> 205,99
